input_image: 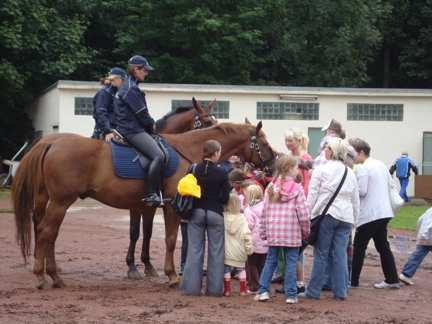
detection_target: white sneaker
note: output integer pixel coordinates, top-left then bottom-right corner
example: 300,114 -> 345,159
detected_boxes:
374,281 -> 400,289
286,298 -> 298,304
258,292 -> 270,301
399,274 -> 414,285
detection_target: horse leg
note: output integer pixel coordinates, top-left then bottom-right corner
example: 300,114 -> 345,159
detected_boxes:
141,208 -> 159,277
33,191 -> 63,273
126,208 -> 142,279
34,202 -> 69,290
162,207 -> 181,288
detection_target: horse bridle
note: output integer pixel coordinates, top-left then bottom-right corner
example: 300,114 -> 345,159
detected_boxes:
193,109 -> 215,129
247,127 -> 275,174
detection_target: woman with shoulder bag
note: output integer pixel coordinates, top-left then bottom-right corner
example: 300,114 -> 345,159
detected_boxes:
180,140 -> 231,296
298,138 -> 360,301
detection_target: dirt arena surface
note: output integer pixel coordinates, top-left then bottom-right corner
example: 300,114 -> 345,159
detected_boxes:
1,198 -> 431,323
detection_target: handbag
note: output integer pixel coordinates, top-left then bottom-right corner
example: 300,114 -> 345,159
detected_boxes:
301,166 -> 348,251
172,164 -> 197,220
388,174 -> 404,213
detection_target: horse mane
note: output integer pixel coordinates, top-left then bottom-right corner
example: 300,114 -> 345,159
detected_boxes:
154,107 -> 194,132
162,107 -> 193,121
213,123 -> 251,136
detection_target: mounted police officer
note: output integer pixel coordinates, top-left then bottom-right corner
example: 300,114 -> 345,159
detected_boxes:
114,55 -> 170,207
92,67 -> 126,142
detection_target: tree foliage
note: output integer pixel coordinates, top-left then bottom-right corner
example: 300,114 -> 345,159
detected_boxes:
1,0 -> 432,158
0,0 -> 94,158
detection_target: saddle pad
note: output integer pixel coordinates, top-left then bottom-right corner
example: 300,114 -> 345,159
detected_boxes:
110,137 -> 179,179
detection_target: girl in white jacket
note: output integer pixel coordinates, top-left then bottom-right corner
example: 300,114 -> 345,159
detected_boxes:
244,185 -> 268,293
223,194 -> 253,296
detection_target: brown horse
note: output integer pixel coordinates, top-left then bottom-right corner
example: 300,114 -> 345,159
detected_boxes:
28,97 -> 217,279
12,122 -> 275,290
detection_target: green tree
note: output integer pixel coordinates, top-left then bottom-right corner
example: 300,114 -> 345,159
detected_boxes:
257,0 -> 386,87
0,0 -> 94,158
397,0 -> 432,88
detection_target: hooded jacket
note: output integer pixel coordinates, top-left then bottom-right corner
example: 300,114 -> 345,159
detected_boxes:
243,201 -> 268,254
260,177 -> 310,247
223,212 -> 253,267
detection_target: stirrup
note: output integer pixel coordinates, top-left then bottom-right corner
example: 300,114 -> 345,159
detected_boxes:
143,192 -> 171,207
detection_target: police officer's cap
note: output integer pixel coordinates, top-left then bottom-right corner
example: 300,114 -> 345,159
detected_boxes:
109,67 -> 127,79
128,56 -> 154,71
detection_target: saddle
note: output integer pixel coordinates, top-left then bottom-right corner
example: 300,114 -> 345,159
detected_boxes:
110,130 -> 179,179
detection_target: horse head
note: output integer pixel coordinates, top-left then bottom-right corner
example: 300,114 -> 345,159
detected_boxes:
192,97 -> 218,129
245,121 -> 276,176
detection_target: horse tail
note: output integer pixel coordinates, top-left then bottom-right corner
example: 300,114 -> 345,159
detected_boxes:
11,142 -> 51,264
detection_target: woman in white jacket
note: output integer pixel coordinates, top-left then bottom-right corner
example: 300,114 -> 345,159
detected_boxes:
223,194 -> 253,296
244,185 -> 268,293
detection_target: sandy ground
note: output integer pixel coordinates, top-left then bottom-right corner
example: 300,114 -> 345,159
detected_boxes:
1,198 -> 431,324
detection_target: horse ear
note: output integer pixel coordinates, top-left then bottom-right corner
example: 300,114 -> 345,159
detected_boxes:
192,97 -> 204,112
245,117 -> 251,125
256,121 -> 263,135
207,99 -> 216,110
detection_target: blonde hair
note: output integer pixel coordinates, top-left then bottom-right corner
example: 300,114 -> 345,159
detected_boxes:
245,185 -> 263,206
327,137 -> 348,161
267,155 -> 298,202
284,128 -> 309,153
225,194 -> 241,214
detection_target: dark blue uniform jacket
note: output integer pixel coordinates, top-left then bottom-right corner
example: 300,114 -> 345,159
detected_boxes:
92,84 -> 117,135
115,75 -> 155,135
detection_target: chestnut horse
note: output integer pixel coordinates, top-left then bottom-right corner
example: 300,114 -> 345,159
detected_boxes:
12,122 -> 275,290
28,98 -> 217,279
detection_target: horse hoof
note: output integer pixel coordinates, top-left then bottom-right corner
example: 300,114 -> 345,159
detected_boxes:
37,282 -> 52,290
127,270 -> 142,279
144,268 -> 159,277
52,279 -> 66,288
169,280 -> 180,289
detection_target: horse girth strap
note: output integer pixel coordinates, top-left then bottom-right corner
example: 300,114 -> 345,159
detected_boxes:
247,127 -> 275,170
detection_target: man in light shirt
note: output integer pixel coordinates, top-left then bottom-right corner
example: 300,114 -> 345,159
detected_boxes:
350,140 -> 400,289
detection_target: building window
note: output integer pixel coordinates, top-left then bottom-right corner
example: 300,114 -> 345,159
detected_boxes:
172,100 -> 229,119
347,103 -> 403,121
256,102 -> 319,120
75,97 -> 93,115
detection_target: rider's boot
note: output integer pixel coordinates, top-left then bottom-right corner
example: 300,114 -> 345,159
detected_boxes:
144,156 -> 171,207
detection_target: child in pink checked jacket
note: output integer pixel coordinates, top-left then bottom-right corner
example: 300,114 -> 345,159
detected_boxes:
254,155 -> 310,304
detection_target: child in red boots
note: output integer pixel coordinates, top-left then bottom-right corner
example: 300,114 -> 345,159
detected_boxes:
223,194 -> 253,296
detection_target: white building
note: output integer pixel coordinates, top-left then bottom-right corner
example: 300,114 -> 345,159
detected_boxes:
28,81 -> 432,197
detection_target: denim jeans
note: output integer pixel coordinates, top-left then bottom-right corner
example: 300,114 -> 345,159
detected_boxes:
258,246 -> 299,299
398,177 -> 410,202
305,215 -> 352,299
402,244 -> 432,278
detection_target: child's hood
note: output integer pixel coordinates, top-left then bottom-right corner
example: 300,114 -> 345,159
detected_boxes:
248,201 -> 264,217
273,177 -> 302,201
223,212 -> 244,235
